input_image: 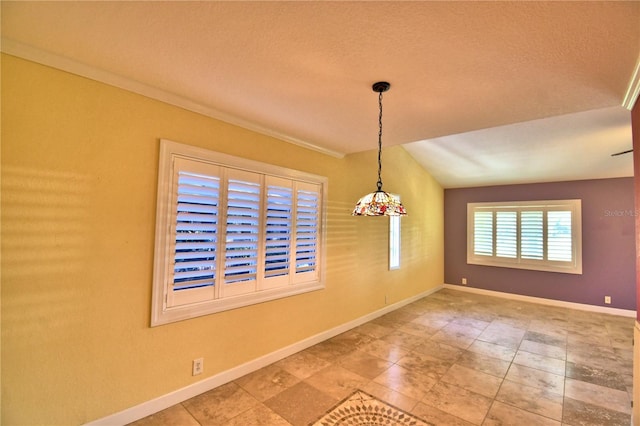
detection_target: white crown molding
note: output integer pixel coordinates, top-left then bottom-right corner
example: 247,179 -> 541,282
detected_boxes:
443,284 -> 636,317
623,54 -> 640,110
0,38 -> 345,159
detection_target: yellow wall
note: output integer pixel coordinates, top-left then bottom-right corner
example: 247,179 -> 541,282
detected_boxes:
1,54 -> 444,424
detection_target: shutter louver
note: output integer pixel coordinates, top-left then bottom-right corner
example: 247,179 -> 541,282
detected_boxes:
173,171 -> 219,291
473,211 -> 493,256
265,182 -> 292,278
295,186 -> 319,275
496,211 -> 517,258
225,177 -> 260,284
521,211 -> 544,260
548,210 -> 572,262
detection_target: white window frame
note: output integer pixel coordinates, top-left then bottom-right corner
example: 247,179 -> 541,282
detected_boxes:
389,195 -> 401,270
151,139 -> 327,326
467,199 -> 582,274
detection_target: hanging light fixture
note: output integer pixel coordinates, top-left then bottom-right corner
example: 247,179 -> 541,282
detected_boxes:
352,81 -> 407,216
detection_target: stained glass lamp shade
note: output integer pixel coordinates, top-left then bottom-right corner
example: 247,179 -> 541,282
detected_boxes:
353,190 -> 407,216
352,81 -> 407,217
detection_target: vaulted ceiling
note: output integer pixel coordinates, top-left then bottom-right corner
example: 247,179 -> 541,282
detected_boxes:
2,1 -> 639,187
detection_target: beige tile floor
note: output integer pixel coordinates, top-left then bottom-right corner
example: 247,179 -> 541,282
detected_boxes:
130,288 -> 634,425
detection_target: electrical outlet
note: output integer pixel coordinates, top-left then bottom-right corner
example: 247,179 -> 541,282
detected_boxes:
604,296 -> 611,305
461,278 -> 467,285
192,358 -> 204,376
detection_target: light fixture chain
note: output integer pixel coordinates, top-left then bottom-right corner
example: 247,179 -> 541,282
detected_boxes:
352,81 -> 406,216
377,90 -> 383,191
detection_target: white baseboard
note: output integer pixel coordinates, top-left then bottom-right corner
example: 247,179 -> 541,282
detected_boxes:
85,286 -> 443,425
443,284 -> 637,318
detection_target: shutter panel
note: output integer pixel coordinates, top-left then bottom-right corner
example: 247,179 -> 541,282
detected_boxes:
167,158 -> 220,308
521,210 -> 544,260
264,177 -> 293,284
174,171 -> 219,289
496,211 -> 517,258
294,183 -> 320,280
224,171 -> 260,290
473,211 -> 493,256
548,210 -> 572,262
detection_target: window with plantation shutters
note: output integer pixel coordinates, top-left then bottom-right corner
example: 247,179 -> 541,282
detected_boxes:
152,140 -> 326,326
467,200 -> 581,274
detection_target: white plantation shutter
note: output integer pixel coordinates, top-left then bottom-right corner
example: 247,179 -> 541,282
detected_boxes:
173,171 -> 219,289
167,158 -> 219,308
263,177 -> 293,288
548,210 -> 572,262
496,211 -> 517,259
467,200 -> 581,274
520,211 -> 544,260
473,211 -> 493,256
294,183 -> 320,281
223,170 -> 260,296
152,140 -> 326,326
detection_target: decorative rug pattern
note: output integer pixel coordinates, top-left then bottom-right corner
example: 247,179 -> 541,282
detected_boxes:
311,390 -> 433,426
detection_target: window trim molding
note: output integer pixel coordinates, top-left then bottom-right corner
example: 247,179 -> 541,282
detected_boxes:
151,139 -> 327,326
466,199 -> 582,274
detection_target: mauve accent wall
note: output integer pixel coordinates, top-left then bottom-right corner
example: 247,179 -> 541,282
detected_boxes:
445,177 -> 636,310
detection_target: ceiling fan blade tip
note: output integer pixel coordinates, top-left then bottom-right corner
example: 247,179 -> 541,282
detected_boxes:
611,149 -> 633,157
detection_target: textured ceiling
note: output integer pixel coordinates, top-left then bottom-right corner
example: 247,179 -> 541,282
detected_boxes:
2,1 -> 639,187
404,106 -> 634,188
